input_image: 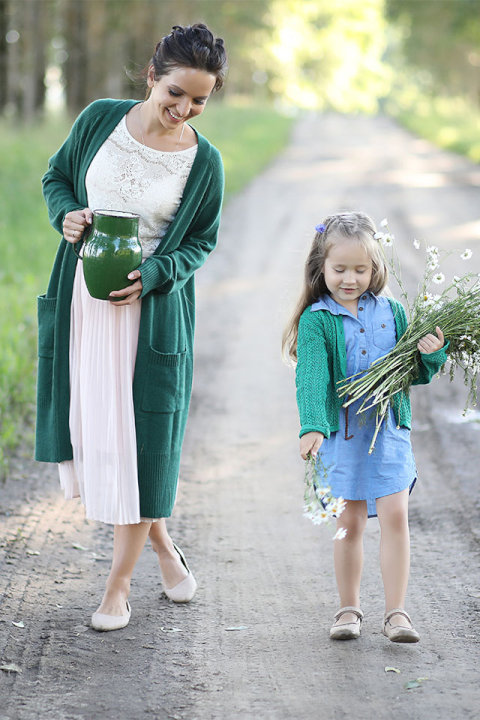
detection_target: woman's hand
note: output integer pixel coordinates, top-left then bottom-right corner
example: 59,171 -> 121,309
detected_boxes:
300,431 -> 325,460
109,269 -> 143,306
63,208 -> 93,244
417,326 -> 444,354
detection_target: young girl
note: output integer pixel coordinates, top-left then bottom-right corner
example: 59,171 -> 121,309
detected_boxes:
283,211 -> 448,643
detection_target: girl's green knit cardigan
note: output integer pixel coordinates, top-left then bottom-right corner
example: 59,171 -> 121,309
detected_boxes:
35,99 -> 224,518
296,297 -> 449,438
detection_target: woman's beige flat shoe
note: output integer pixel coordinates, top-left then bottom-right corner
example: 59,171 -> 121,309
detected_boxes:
330,606 -> 364,640
163,544 -> 197,603
91,600 -> 131,632
383,608 -> 420,643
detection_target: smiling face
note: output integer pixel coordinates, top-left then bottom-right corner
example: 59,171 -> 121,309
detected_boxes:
323,236 -> 373,313
146,65 -> 217,132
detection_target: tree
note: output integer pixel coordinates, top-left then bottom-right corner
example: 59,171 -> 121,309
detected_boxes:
255,0 -> 389,112
386,0 -> 480,105
0,0 -> 7,113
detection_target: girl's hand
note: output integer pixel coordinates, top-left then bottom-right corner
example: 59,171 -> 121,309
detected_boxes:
300,431 -> 325,460
417,326 -> 444,354
109,269 -> 143,306
63,208 -> 93,244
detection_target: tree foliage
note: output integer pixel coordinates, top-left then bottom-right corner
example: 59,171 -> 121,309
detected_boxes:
258,0 -> 389,112
1,0 -> 273,117
1,0 -> 480,119
386,0 -> 480,104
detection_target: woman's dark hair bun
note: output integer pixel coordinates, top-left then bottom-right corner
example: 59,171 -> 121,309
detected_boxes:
151,23 -> 228,92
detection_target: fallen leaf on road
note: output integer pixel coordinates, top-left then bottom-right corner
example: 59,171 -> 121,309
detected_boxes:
71,543 -> 89,551
72,625 -> 89,634
225,626 -> 248,631
405,677 -> 428,690
0,662 -> 22,673
384,667 -> 400,674
12,621 -> 24,628
160,627 -> 182,633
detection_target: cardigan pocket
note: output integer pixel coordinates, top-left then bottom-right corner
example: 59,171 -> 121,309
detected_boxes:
37,295 -> 57,408
142,347 -> 187,413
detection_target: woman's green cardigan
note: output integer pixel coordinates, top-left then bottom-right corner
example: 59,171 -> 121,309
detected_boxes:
35,99 -> 224,518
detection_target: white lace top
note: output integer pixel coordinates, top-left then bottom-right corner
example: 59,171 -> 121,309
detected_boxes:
85,115 -> 197,259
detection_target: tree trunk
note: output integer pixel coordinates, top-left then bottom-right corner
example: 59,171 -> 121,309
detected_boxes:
21,0 -> 47,120
0,0 -> 8,113
64,0 -> 88,114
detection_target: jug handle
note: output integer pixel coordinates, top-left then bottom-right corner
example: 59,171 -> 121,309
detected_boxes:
71,223 -> 93,260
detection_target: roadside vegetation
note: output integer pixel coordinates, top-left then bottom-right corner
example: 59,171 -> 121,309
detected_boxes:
386,86 -> 480,164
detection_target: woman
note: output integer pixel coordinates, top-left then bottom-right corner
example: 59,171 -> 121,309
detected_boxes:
36,24 -> 227,631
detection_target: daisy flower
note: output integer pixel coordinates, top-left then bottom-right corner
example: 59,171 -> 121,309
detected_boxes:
461,249 -> 472,260
380,218 -> 389,228
432,272 -> 445,284
333,528 -> 347,541
413,239 -> 420,250
381,233 -> 394,247
422,292 -> 435,306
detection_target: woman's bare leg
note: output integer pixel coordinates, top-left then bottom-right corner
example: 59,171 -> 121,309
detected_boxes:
332,500 -> 368,624
95,521 -> 152,616
376,489 -> 411,628
148,519 -> 189,588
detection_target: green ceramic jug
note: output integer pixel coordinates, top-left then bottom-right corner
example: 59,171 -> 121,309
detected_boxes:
76,210 -> 142,300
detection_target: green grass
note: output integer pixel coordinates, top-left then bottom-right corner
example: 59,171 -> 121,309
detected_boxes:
0,102 -> 293,477
0,115 -> 71,472
386,83 -> 480,164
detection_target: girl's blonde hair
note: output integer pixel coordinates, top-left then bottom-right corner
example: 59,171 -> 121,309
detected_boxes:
282,211 -> 388,362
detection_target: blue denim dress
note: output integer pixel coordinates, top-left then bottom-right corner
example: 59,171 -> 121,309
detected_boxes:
312,293 -> 416,517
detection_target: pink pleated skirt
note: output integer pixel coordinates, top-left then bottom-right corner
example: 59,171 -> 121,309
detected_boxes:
58,262 -> 143,525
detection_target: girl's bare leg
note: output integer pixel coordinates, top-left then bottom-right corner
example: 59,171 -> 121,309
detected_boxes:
333,499 -> 368,624
376,488 -> 411,628
148,519 -> 189,588
95,522 -> 152,616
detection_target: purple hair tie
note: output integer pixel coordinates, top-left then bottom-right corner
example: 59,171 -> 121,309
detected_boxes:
315,224 -> 326,234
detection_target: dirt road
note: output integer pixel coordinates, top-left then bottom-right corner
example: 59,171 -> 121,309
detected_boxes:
1,114 -> 480,719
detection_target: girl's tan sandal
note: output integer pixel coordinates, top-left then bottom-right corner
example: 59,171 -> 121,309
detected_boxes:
330,606 -> 364,640
383,608 -> 420,643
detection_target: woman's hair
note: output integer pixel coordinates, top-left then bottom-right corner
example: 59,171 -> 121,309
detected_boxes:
148,23 -> 227,92
282,211 -> 389,362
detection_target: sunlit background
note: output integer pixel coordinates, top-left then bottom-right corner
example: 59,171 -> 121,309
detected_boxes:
1,1 -> 479,130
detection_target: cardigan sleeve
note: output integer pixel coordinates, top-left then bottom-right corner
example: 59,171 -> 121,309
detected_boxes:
139,152 -> 224,297
295,311 -> 333,438
42,113 -> 87,235
412,342 -> 449,384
